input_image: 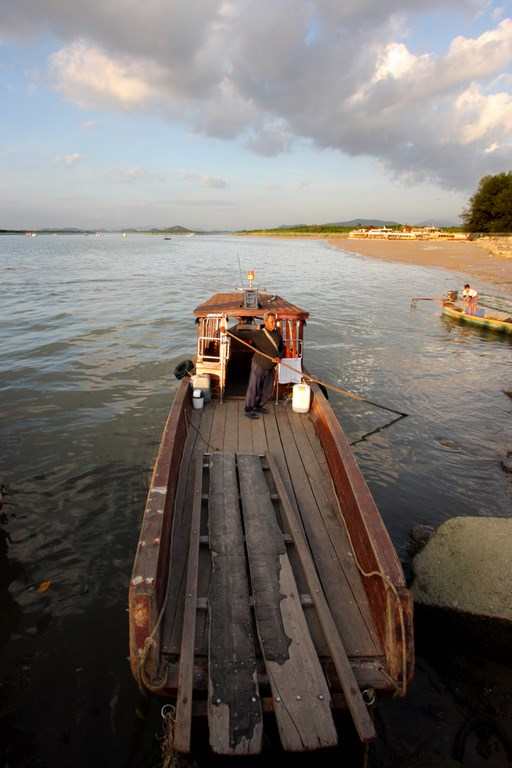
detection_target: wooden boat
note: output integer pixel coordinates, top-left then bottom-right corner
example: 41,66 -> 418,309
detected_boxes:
442,300 -> 512,335
129,284 -> 414,755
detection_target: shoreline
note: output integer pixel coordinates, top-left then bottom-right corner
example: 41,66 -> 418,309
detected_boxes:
326,237 -> 512,295
242,233 -> 512,295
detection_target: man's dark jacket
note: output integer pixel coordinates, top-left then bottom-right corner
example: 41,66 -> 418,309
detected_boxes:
233,326 -> 284,371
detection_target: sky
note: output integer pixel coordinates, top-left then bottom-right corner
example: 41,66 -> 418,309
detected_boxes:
1,0 -> 511,230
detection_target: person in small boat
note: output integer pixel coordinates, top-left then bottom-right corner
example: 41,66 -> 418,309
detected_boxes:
461,283 -> 479,315
233,310 -> 283,419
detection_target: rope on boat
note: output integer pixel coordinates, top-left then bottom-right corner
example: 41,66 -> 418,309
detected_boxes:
135,569 -> 176,695
135,610 -> 168,695
329,475 -> 409,698
184,407 -> 216,452
226,330 -> 409,435
160,704 -> 179,768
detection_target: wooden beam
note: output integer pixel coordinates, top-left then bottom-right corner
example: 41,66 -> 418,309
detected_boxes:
266,453 -> 376,743
208,453 -> 263,755
174,455 -> 204,753
238,453 -> 338,751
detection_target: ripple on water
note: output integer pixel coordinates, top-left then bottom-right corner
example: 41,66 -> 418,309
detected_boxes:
0,234 -> 510,766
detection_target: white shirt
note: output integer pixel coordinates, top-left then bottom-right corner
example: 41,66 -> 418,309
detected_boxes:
462,287 -> 478,299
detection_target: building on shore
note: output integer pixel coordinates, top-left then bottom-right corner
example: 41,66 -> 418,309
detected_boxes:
348,225 -> 468,241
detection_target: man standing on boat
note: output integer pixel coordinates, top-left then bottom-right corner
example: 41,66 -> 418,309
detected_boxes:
462,283 -> 479,315
238,310 -> 284,419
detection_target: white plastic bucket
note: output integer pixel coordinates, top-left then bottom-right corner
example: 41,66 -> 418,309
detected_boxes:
292,383 -> 311,414
191,374 -> 211,401
192,388 -> 204,410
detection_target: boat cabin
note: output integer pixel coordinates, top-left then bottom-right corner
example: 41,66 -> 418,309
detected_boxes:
193,288 -> 309,400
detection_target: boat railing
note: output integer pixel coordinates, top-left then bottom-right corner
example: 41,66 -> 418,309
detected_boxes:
196,331 -> 230,401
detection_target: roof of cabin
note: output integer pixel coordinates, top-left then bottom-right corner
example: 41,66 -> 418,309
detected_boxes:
193,291 -> 309,320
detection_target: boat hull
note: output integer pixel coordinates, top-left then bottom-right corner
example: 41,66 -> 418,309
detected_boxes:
442,302 -> 512,335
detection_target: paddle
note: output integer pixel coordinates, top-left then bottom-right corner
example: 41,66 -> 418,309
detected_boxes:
410,295 -> 447,308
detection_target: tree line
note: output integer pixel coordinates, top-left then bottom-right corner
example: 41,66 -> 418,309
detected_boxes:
463,171 -> 512,233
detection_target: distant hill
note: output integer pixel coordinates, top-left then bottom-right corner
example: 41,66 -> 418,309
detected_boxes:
136,225 -> 196,234
328,219 -> 401,228
0,228 -> 97,235
415,218 -> 459,228
278,218 -> 401,229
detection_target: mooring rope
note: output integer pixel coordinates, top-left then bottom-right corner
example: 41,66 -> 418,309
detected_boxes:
160,704 -> 178,768
135,592 -> 170,695
184,406 -> 216,452
225,330 -> 409,434
329,474 -> 409,697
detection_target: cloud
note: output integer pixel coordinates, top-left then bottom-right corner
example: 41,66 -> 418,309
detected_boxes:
4,1 -> 512,188
109,166 -> 165,183
81,120 -> 97,129
173,198 -> 235,207
202,175 -> 228,188
245,120 -> 292,156
55,153 -> 82,166
181,171 -> 228,188
455,84 -> 512,144
50,42 -> 155,109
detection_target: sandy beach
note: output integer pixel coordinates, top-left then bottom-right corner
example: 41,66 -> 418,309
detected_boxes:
326,236 -> 512,294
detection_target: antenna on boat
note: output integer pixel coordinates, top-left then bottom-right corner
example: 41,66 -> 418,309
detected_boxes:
237,254 -> 244,290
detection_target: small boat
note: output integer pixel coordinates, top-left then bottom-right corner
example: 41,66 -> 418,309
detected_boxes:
129,280 -> 414,755
442,300 -> 512,335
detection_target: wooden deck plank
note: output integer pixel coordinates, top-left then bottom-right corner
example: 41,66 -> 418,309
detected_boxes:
261,405 -> 325,627
261,405 -> 299,517
163,404 -> 215,655
195,400 -> 216,455
174,455 -> 204,753
237,400 -> 253,452
275,406 -> 378,657
238,453 -> 338,751
251,409 -> 268,455
209,401 -> 227,452
288,410 -> 381,653
266,453 -> 376,743
223,399 -> 239,452
208,453 -> 263,755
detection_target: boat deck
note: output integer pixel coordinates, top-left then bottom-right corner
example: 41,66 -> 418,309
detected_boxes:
160,397 -> 383,677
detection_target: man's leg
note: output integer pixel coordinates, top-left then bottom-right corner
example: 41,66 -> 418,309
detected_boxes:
258,368 -> 275,408
245,361 -> 264,415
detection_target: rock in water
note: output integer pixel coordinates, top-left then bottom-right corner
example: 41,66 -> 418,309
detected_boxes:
408,524 -> 435,556
412,517 -> 512,621
501,452 -> 512,474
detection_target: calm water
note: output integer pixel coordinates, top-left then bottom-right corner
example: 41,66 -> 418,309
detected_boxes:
1,234 -> 511,767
